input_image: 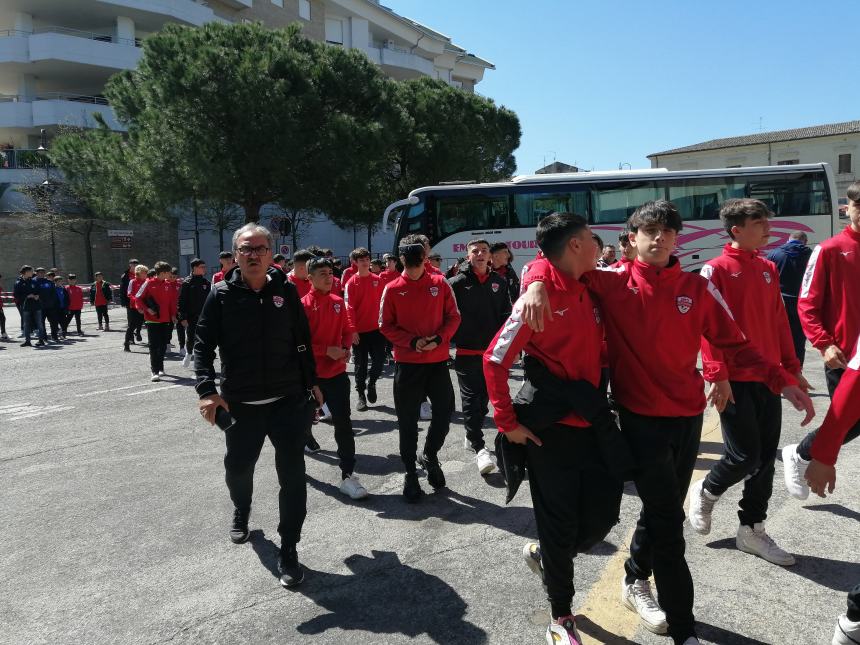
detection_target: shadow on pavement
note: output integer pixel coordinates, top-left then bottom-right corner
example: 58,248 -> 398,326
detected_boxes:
248,530 -> 487,644
574,615 -> 638,644
306,449 -> 403,477
803,503 -> 860,523
705,537 -> 860,592
696,621 -> 769,644
305,475 -> 538,539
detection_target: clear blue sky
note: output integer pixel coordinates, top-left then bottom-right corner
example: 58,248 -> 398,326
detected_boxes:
390,0 -> 860,175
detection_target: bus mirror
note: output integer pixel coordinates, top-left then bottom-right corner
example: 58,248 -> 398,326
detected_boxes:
382,195 -> 419,233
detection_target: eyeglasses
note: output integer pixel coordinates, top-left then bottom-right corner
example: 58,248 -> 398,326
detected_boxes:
236,245 -> 270,257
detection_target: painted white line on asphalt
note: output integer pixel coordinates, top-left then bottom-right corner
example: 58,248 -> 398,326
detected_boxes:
10,406 -> 75,421
125,385 -> 181,396
0,405 -> 35,414
74,383 -> 152,397
0,404 -> 68,417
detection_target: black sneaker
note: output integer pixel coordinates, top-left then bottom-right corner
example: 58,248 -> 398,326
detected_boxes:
135,332 -> 143,342
35,340 -> 46,347
356,392 -> 368,412
278,545 -> 304,588
305,436 -> 321,454
229,507 -> 250,544
123,344 -> 131,352
418,453 -> 446,490
403,472 -> 424,503
20,341 -> 31,347
366,381 -> 377,404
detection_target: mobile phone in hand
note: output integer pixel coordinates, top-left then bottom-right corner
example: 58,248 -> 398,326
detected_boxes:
214,406 -> 236,432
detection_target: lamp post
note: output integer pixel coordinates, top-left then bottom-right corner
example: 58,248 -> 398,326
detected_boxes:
618,162 -> 632,170
36,128 -> 56,267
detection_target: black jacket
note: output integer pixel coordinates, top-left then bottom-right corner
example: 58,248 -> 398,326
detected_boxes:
178,274 -> 211,321
119,270 -> 133,307
448,262 -> 512,351
35,276 -> 58,309
89,281 -> 113,305
14,277 -> 40,312
193,266 -> 317,404
766,240 -> 812,298
494,264 -> 520,304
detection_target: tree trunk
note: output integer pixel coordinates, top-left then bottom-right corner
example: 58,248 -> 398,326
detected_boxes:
243,201 -> 261,223
218,225 -> 226,254
367,225 -> 372,254
84,223 -> 95,282
290,210 -> 299,256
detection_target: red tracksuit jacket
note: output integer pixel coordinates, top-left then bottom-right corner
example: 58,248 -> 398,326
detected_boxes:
810,337 -> 860,465
65,285 -> 84,311
135,278 -> 177,323
344,273 -> 384,333
380,269 -> 399,285
127,277 -> 145,310
523,257 -> 796,417
798,225 -> 860,360
701,244 -> 801,383
341,265 -> 356,286
301,289 -> 355,379
380,269 -> 461,364
287,272 -> 312,299
484,262 -> 603,433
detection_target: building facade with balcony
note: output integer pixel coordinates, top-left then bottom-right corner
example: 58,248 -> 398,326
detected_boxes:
648,120 -> 860,199
0,0 -> 494,283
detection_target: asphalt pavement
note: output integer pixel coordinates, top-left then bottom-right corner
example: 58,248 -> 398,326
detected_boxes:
0,306 -> 857,645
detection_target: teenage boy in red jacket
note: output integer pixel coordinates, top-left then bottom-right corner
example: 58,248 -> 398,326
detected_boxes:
64,274 -> 84,336
484,214 -> 622,645
518,201 -> 814,645
287,250 -> 314,299
301,257 -> 367,500
688,198 -> 810,567
380,234 -> 461,502
344,247 -> 385,411
136,261 -> 178,381
783,180 -> 860,499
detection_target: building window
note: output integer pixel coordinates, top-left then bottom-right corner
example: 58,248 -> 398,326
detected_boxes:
777,159 -> 799,165
271,0 -> 283,6
299,0 -> 311,20
839,153 -> 852,174
325,18 -> 343,45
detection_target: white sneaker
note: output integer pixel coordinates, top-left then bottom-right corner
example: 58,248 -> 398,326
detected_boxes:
736,523 -> 795,566
545,616 -> 582,645
621,578 -> 668,634
782,444 -> 810,500
158,370 -> 165,376
182,352 -> 193,369
150,373 -> 160,382
833,613 -> 860,645
339,474 -> 368,500
522,542 -> 544,583
688,479 -> 719,535
419,401 -> 432,420
476,448 -> 496,475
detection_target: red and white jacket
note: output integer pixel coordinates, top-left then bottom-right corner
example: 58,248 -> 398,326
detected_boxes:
379,269 -> 399,285
126,277 -> 145,311
811,334 -> 860,465
301,288 -> 355,379
287,271 -> 312,299
484,261 -> 604,434
135,278 -> 177,323
798,225 -> 860,359
700,244 -> 801,383
380,269 -> 461,364
65,284 -> 84,311
523,257 -> 796,418
344,272 -> 384,333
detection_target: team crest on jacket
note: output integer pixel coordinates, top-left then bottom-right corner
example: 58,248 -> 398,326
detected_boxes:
763,271 -> 772,284
491,282 -> 500,293
429,286 -> 439,297
333,303 -> 341,314
272,295 -> 284,308
676,295 -> 693,314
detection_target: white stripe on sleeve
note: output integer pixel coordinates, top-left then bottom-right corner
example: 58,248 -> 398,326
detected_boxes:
799,245 -> 821,299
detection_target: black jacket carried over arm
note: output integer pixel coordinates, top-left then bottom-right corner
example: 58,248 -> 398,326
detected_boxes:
193,266 -> 317,404
448,262 -> 512,351
178,274 -> 211,321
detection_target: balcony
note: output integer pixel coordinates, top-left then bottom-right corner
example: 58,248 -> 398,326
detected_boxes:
364,42 -> 436,80
0,27 -> 143,71
97,0 -> 216,27
0,94 -> 125,131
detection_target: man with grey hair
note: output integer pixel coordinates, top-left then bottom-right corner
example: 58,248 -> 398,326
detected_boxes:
193,223 -> 323,588
767,230 -> 813,364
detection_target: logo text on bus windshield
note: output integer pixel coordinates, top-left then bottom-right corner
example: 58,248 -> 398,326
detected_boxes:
452,239 -> 538,253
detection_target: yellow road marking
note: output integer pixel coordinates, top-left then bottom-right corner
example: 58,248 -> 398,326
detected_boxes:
577,409 -> 723,644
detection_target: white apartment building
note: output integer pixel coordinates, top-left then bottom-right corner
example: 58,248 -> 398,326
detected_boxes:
648,120 -> 860,199
0,0 -> 494,272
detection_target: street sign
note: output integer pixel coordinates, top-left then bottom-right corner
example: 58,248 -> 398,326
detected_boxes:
279,244 -> 291,258
179,238 -> 195,256
110,236 -> 132,249
107,229 -> 134,237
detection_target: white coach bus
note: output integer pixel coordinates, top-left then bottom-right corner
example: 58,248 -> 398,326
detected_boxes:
382,164 -> 838,273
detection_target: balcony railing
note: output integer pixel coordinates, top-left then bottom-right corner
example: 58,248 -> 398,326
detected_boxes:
0,148 -> 55,170
0,93 -> 110,105
0,26 -> 141,47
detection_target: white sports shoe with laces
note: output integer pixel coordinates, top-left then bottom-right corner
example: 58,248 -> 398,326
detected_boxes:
688,478 -> 719,535
621,578 -> 668,634
781,444 -> 810,500
736,523 -> 795,566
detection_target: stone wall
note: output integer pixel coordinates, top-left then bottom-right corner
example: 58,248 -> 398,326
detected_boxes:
0,214 -> 178,292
